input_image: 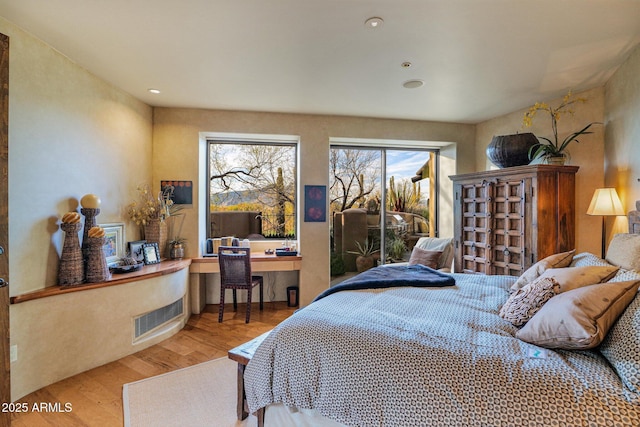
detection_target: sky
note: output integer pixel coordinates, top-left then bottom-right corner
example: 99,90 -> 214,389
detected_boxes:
385,150 -> 430,181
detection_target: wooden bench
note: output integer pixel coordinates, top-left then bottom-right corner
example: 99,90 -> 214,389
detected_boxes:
228,330 -> 271,426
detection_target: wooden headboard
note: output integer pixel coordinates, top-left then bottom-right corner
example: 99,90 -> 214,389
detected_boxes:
629,200 -> 640,234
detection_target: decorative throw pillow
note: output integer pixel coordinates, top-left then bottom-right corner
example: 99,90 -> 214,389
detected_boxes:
570,251 -> 614,268
600,288 -> 640,396
510,250 -> 575,293
408,247 -> 442,269
414,237 -> 453,270
610,268 -> 640,283
537,265 -> 619,293
516,280 -> 640,350
606,233 -> 640,271
500,276 -> 560,326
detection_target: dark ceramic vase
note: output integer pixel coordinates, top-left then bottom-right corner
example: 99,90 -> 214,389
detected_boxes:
486,133 -> 538,168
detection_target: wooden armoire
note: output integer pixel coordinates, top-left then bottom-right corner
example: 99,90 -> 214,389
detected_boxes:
450,165 -> 579,275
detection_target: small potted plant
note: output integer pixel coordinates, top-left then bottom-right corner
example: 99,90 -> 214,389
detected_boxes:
347,239 -> 379,273
523,90 -> 600,165
387,238 -> 407,262
169,237 -> 186,259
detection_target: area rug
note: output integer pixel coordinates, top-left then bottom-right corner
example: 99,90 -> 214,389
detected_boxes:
123,357 -> 254,427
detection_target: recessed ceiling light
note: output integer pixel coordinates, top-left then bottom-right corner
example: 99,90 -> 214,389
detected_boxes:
403,79 -> 424,89
148,88 -> 161,94
364,17 -> 384,29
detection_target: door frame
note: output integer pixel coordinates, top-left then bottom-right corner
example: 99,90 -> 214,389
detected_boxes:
1,31 -> 10,424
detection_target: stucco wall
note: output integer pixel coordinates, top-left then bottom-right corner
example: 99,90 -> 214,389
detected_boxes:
476,87 -> 606,255
0,17 -> 162,400
605,44 -> 640,234
1,17 -> 153,296
11,269 -> 190,401
153,108 -> 476,305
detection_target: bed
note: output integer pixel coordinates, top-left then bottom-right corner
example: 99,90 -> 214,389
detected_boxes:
244,204 -> 640,427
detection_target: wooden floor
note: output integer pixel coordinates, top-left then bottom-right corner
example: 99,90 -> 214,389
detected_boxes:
10,302 -> 296,427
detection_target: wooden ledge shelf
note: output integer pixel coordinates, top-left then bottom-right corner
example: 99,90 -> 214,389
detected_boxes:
10,258 -> 192,304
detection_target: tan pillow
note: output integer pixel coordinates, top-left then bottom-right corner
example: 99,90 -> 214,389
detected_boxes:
408,247 -> 442,269
500,276 -> 560,326
538,266 -> 619,293
516,280 -> 640,349
510,250 -> 576,293
606,233 -> 640,271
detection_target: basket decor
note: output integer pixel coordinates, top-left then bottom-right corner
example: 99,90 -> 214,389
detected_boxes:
145,219 -> 167,259
84,236 -> 111,283
58,222 -> 84,286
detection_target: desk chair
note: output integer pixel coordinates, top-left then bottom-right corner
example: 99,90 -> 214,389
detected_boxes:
218,246 -> 264,323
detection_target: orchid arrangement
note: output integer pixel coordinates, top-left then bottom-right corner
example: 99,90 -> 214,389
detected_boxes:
523,90 -> 600,161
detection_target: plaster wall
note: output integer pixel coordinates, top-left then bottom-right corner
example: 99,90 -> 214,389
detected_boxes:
1,17 -> 153,296
153,108 -> 476,306
604,44 -> 640,234
11,270 -> 190,400
476,87 -> 606,255
0,18 -> 163,400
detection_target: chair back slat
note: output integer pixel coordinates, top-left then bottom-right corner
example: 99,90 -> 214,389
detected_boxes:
218,246 -> 252,286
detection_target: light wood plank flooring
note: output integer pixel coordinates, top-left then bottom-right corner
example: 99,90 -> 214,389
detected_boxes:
11,302 -> 296,426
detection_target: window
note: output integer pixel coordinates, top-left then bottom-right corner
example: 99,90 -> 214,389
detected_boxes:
330,144 -> 438,273
207,139 -> 297,239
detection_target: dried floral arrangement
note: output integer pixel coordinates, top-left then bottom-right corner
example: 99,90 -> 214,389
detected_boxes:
126,184 -> 182,226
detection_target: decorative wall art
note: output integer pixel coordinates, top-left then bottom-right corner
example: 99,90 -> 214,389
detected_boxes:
304,185 -> 326,222
161,180 -> 193,205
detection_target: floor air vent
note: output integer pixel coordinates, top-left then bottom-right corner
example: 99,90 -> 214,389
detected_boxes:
135,298 -> 183,339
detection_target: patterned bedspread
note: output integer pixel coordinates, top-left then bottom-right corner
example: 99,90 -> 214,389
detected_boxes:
244,272 -> 640,426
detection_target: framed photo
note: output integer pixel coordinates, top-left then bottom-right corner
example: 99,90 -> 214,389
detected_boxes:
304,185 -> 326,222
100,223 -> 125,266
128,240 -> 147,263
142,242 -> 160,265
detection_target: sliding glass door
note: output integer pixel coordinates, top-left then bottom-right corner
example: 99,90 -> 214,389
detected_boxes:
329,145 -> 437,283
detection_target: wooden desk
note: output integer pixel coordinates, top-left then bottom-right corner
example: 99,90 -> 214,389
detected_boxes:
190,253 -> 301,273
189,254 -> 302,314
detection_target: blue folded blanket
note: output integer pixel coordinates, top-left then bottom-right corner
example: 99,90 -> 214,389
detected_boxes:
314,264 -> 455,302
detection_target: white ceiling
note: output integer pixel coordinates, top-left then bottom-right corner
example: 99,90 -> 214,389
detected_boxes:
1,0 -> 640,123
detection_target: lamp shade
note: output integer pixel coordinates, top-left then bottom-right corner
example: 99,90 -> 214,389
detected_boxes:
586,188 -> 625,216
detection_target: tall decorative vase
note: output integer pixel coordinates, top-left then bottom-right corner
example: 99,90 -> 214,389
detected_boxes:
145,219 -> 167,259
58,222 -> 84,286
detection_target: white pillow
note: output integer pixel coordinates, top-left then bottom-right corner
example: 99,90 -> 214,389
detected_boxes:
606,233 -> 640,271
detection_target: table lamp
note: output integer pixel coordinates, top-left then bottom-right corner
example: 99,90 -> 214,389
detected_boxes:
586,188 -> 625,259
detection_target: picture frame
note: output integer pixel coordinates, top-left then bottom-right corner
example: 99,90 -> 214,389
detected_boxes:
100,223 -> 125,266
161,180 -> 193,205
128,240 -> 147,263
304,185 -> 326,222
142,242 -> 160,265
